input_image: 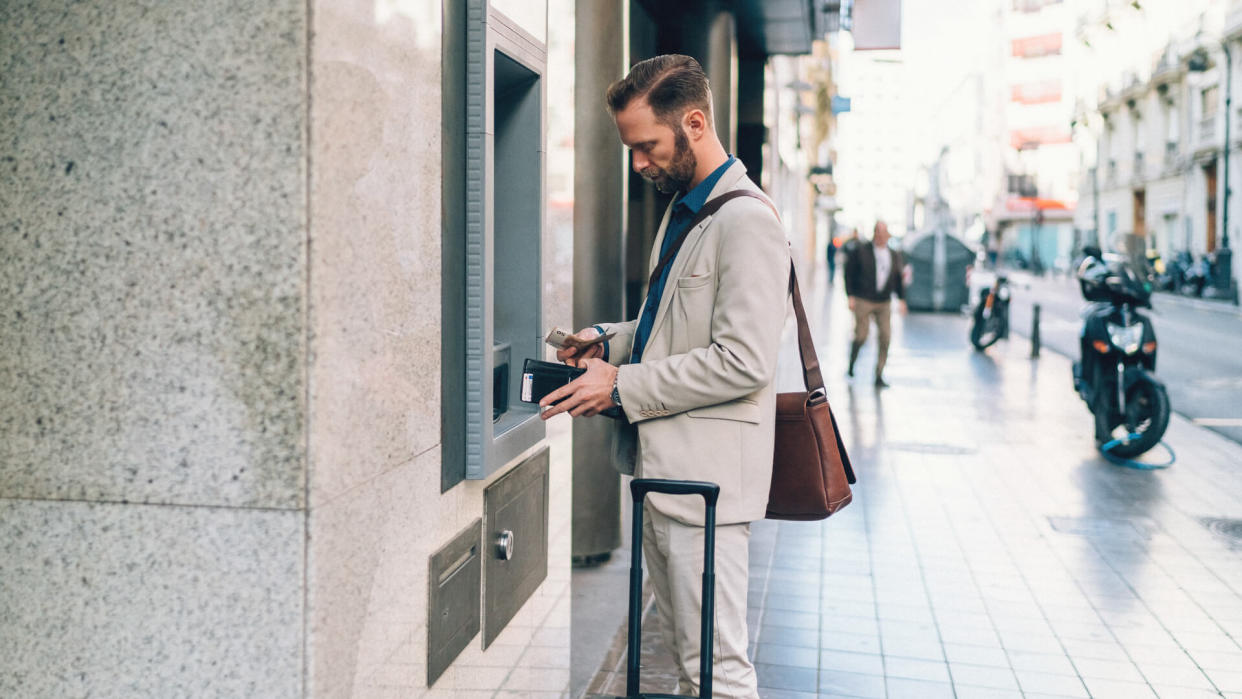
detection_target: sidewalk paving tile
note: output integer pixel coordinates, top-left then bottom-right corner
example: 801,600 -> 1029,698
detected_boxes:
1069,656 -> 1146,682
943,642 -> 1011,668
881,656 -> 951,683
816,669 -> 887,698
1137,660 -> 1217,689
881,635 -> 946,661
1147,686 -> 1230,698
755,642 -> 820,668
949,663 -> 1021,690
755,662 -> 818,692
818,630 -> 882,655
1014,669 -> 1091,697
1207,669 -> 1242,693
818,649 -> 884,676
884,676 -> 956,698
1079,676 -> 1159,698
953,686 -> 1025,699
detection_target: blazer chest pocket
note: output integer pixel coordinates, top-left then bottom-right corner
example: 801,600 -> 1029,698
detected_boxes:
686,399 -> 760,423
676,274 -> 712,290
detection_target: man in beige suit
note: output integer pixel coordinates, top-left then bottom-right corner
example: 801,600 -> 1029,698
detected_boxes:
539,55 -> 787,698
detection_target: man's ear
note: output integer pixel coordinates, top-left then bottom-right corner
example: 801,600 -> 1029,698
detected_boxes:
682,108 -> 708,140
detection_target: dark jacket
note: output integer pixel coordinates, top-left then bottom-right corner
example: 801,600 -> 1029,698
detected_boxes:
844,241 -> 905,302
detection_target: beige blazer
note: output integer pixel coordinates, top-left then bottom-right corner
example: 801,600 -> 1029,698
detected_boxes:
600,160 -> 789,527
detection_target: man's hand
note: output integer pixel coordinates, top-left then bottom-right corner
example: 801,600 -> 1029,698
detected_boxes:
848,296 -> 856,311
539,358 -> 619,419
556,326 -> 606,367
898,299 -> 908,315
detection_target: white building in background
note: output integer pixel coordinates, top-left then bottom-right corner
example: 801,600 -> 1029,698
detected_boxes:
1074,0 -> 1241,297
994,0 -> 1081,272
834,37 -> 912,237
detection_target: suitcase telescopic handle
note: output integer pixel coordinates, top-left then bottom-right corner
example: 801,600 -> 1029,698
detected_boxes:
626,479 -> 719,698
630,478 -> 720,505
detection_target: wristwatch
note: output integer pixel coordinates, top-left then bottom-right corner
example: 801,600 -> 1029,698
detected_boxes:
610,377 -> 622,407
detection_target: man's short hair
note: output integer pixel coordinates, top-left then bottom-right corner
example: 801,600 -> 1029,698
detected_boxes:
605,54 -> 713,128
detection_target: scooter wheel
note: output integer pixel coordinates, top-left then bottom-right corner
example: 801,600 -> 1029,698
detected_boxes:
1105,380 -> 1171,458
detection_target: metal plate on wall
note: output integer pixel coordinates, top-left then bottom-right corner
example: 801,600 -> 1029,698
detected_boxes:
428,519 -> 481,685
483,448 -> 549,647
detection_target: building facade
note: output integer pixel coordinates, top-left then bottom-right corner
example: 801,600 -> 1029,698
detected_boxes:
1074,0 -> 1241,297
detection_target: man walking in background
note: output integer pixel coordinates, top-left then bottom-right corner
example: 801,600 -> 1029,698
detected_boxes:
844,220 -> 906,387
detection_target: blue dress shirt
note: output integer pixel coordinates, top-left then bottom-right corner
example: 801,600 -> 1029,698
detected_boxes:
630,156 -> 736,364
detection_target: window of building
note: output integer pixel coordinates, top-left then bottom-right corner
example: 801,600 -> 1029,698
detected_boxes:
1203,85 -> 1219,118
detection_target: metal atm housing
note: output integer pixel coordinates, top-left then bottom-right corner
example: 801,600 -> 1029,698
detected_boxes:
443,1 -> 548,485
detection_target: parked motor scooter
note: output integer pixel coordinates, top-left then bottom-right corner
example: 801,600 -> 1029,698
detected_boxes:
1072,248 -> 1170,457
970,275 -> 1010,351
1180,255 -> 1210,297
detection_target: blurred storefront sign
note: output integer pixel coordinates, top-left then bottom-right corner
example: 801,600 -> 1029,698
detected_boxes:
1011,32 -> 1062,58
1009,126 -> 1072,149
852,0 -> 901,51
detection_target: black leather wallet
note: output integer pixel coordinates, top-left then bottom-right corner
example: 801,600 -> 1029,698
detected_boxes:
520,359 -> 583,403
520,358 -> 622,419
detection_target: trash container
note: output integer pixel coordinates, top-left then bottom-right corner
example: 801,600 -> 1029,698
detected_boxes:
904,229 -> 974,311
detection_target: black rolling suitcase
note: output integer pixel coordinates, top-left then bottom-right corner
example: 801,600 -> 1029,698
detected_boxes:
614,478 -> 720,699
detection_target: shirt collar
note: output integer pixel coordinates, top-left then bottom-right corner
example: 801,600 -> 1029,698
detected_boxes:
674,155 -> 736,214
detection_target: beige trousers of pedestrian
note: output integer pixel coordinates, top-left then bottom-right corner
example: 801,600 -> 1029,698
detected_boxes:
643,502 -> 758,699
852,298 -> 892,377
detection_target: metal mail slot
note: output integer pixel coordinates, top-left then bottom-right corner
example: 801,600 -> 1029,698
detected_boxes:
427,519 -> 481,685
482,447 -> 549,647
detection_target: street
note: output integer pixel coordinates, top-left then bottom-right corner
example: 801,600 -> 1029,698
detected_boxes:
584,269 -> 1242,698
998,270 -> 1242,447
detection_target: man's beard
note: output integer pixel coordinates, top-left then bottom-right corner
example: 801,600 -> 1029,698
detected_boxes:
640,126 -> 697,195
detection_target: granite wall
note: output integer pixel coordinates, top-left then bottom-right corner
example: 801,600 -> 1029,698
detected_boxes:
1,0 -> 307,695
0,0 -> 572,696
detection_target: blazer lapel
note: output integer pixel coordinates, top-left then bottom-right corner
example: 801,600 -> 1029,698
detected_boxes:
644,161 -> 753,356
646,195 -> 679,274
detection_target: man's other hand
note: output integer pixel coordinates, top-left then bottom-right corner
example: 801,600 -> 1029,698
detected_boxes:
898,299 -> 908,315
556,326 -> 606,367
848,296 -> 856,311
539,358 -> 619,419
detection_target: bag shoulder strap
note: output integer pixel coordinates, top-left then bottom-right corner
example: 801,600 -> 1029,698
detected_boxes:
646,189 -> 758,294
788,261 -> 825,393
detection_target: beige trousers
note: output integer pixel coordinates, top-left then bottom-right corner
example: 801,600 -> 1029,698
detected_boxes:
852,298 -> 892,377
642,503 -> 758,699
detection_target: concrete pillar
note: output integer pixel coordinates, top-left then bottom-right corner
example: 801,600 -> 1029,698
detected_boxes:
738,55 -> 767,188
705,8 -> 738,153
571,0 -> 627,563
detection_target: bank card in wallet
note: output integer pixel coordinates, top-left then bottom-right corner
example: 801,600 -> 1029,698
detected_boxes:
520,359 -> 622,419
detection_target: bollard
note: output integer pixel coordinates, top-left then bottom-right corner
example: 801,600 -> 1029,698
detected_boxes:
1031,304 -> 1041,358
